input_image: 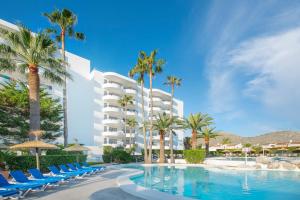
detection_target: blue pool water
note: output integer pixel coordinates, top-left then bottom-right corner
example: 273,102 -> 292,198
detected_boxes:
128,166 -> 300,200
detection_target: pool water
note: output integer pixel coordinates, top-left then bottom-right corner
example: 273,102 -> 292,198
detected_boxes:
128,166 -> 300,200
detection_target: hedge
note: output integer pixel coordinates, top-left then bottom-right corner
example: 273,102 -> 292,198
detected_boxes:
5,155 -> 87,172
183,149 -> 206,164
103,147 -> 134,164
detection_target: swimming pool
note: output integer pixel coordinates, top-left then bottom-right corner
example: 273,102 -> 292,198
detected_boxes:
128,166 -> 300,200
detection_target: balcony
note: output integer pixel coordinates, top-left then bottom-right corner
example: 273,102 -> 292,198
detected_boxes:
152,106 -> 161,112
152,97 -> 162,102
103,106 -> 120,113
103,94 -> 121,102
103,118 -> 121,125
124,88 -> 136,95
163,101 -> 171,106
103,82 -> 122,94
103,131 -> 122,137
125,133 -> 135,138
126,110 -> 136,116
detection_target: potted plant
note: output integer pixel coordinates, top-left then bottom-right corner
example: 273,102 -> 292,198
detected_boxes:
0,161 -> 9,179
0,152 -> 9,179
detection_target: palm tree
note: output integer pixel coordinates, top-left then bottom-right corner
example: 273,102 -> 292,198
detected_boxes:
164,76 -> 181,163
140,50 -> 164,163
153,113 -> 178,163
199,126 -> 218,156
184,137 -> 192,150
118,94 -> 134,145
183,113 -> 213,150
126,117 -> 138,148
129,55 -> 149,163
44,9 -> 85,147
0,26 -> 69,139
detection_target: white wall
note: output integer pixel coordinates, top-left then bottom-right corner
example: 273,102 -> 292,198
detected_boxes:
66,52 -> 94,145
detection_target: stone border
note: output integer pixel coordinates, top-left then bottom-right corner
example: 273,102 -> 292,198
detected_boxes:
116,168 -> 194,200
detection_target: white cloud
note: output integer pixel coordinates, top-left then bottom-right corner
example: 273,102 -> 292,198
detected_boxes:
229,28 -> 300,124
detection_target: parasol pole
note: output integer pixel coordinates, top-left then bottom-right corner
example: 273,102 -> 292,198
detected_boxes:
36,147 -> 40,170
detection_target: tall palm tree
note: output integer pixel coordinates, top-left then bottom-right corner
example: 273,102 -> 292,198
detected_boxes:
153,113 -> 178,163
183,113 -> 213,150
126,117 -> 138,148
129,55 -> 149,163
199,126 -> 218,156
140,50 -> 164,163
118,94 -> 134,145
0,26 -> 69,139
164,75 -> 181,163
44,9 -> 85,147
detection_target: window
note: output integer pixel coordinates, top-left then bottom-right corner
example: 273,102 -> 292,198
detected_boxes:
109,139 -> 117,144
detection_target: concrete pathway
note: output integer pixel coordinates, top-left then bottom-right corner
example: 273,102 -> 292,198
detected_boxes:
26,169 -> 144,200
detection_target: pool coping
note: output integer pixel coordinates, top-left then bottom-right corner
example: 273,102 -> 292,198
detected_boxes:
116,167 -> 195,200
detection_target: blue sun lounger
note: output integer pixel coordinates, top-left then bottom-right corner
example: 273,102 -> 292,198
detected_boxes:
67,163 -> 94,174
48,166 -> 76,179
58,165 -> 87,177
28,168 -> 67,183
0,189 -> 19,199
81,162 -> 105,171
10,170 -> 58,190
74,163 -> 99,173
0,174 -> 43,198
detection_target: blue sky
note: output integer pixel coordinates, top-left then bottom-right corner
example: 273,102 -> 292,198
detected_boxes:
1,0 -> 300,136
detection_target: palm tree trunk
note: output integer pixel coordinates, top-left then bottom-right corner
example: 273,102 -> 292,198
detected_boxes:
124,105 -> 127,147
192,130 -> 197,150
148,68 -> 153,163
61,30 -> 68,147
129,128 -> 132,149
170,84 -> 174,163
205,137 -> 209,156
159,131 -> 165,163
28,65 -> 40,140
141,79 -> 148,163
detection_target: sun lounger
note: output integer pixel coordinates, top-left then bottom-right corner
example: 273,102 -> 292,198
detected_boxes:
67,163 -> 94,175
58,165 -> 87,177
0,174 -> 43,198
0,189 -> 19,199
10,170 -> 58,190
28,168 -> 67,183
48,166 -> 77,179
73,162 -> 98,173
81,162 -> 105,171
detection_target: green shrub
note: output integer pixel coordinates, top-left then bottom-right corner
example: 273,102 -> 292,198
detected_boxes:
183,149 -> 206,164
103,147 -> 134,164
4,154 -> 87,172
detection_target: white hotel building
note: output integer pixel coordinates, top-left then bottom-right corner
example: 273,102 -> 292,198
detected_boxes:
0,19 -> 184,156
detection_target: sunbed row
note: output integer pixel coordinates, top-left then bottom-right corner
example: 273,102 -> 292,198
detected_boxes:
0,162 -> 105,199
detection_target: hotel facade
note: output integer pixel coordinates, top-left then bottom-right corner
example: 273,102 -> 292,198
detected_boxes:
0,19 -> 184,156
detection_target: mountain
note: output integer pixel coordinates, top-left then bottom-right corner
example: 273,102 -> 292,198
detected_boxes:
197,131 -> 300,146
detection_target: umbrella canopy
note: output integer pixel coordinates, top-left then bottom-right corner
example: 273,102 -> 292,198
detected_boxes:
64,144 -> 89,152
10,140 -> 58,170
10,141 -> 58,150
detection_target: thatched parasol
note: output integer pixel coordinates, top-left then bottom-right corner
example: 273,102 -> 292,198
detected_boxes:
64,141 -> 89,162
64,144 -> 89,152
10,131 -> 58,169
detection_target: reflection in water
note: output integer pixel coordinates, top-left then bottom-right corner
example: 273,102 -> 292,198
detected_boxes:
129,166 -> 300,200
242,172 -> 250,193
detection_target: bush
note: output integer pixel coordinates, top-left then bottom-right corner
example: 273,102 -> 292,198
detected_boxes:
4,154 -> 87,172
103,147 -> 134,164
183,149 -> 206,164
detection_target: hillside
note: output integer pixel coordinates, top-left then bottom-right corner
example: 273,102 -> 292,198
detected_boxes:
197,131 -> 300,146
